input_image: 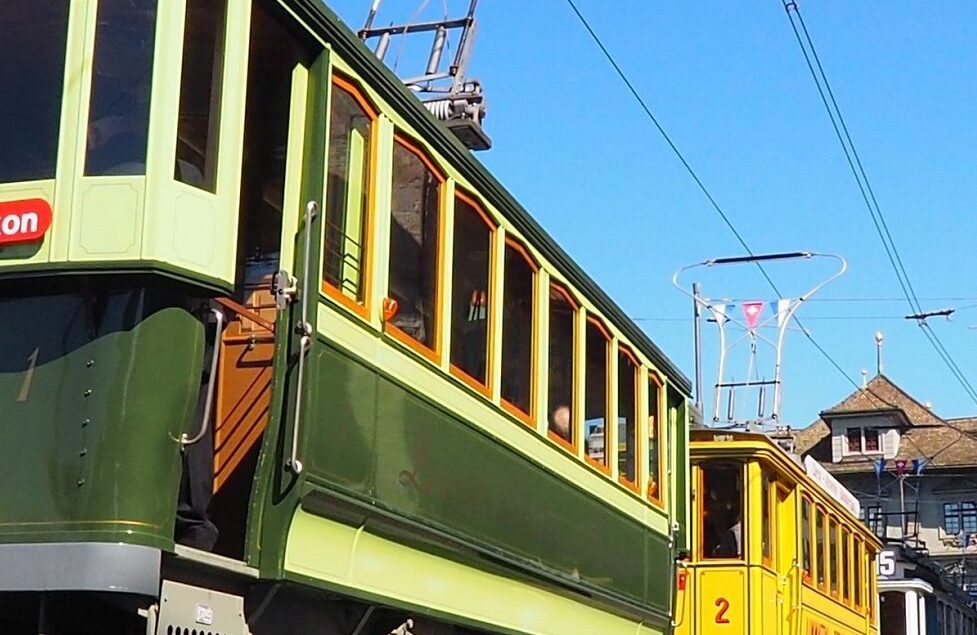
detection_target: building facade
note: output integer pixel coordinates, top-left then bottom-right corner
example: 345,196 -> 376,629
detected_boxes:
796,374 -> 977,600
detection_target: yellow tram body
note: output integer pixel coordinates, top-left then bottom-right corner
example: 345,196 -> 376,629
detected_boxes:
675,430 -> 882,635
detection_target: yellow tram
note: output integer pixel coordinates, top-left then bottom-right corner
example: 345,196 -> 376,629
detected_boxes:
675,430 -> 882,635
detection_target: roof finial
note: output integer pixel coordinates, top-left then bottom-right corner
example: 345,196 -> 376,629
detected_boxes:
861,368 -> 868,388
875,331 -> 884,375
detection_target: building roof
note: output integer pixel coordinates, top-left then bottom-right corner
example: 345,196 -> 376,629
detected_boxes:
795,374 -> 977,473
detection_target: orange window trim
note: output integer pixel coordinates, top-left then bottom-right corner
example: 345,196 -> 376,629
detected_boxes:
500,242 -> 538,427
321,75 -> 379,320
505,236 -> 540,272
393,134 -> 445,182
502,398 -> 534,427
448,187 -> 497,395
548,281 -> 578,455
550,281 -> 579,309
385,133 -> 446,366
455,187 -> 498,230
585,315 -> 611,476
333,73 -> 378,118
647,370 -> 665,507
617,345 -> 640,493
548,428 -> 578,455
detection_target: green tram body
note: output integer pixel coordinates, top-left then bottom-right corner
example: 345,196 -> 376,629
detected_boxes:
0,2 -> 692,633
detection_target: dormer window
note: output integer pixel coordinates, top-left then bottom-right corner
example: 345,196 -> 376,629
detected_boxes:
863,428 -> 879,452
845,426 -> 881,454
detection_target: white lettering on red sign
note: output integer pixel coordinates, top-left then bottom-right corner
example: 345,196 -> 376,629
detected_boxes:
0,199 -> 53,245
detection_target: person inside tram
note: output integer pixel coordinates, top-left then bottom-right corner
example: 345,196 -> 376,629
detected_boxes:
702,464 -> 743,558
550,404 -> 571,442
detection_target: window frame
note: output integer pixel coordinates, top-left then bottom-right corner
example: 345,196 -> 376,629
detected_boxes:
583,315 -> 612,476
447,187 -> 498,397
321,73 -> 379,319
546,282 -> 579,454
816,504 -> 827,592
647,371 -> 665,507
802,495 -> 813,582
499,237 -> 539,426
384,133 -> 447,365
945,501 -> 977,536
829,516 -> 839,598
698,460 -> 745,561
853,536 -> 863,610
761,470 -> 774,567
616,345 -> 641,493
842,526 -> 852,606
863,427 -> 880,453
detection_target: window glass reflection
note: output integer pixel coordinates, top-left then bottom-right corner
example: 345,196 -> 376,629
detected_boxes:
0,1 -> 70,183
86,0 -> 158,176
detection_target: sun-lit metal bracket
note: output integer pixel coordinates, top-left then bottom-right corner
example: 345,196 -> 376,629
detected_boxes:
673,251 -> 846,426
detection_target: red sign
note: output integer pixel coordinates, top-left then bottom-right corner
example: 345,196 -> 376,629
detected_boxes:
0,199 -> 52,245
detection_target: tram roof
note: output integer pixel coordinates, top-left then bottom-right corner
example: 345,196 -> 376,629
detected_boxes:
691,428 -> 883,546
282,0 -> 692,394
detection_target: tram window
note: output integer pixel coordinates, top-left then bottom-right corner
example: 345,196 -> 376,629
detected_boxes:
617,347 -> 638,489
701,461 -> 743,559
500,240 -> 536,420
842,528 -> 851,603
584,318 -> 610,470
647,375 -> 662,503
761,472 -> 772,563
815,506 -> 826,589
323,76 -> 376,307
801,497 -> 812,578
0,1 -> 70,183
387,136 -> 443,356
449,191 -> 495,389
853,538 -> 863,608
174,0 -> 227,191
829,518 -> 839,596
547,284 -> 576,446
86,0 -> 159,176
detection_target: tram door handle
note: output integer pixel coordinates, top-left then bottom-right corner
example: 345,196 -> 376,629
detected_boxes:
272,270 -> 298,310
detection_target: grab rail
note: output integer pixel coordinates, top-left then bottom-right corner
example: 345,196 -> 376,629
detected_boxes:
182,308 -> 225,446
286,200 -> 318,475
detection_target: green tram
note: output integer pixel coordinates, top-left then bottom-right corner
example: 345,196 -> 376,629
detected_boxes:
0,1 -> 692,633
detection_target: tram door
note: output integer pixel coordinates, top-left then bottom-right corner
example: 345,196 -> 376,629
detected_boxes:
776,485 -> 797,635
205,0 -> 314,559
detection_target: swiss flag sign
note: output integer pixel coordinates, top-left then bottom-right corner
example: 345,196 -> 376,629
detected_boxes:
0,199 -> 53,245
741,301 -> 764,329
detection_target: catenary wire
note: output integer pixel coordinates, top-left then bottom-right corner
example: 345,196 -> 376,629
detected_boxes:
782,1 -> 977,407
564,0 -> 977,464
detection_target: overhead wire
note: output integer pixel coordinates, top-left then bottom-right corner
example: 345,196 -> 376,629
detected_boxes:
781,1 -> 977,408
563,0 -> 878,406
563,0 -> 977,466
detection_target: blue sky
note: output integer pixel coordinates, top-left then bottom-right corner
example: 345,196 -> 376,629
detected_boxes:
325,1 -> 977,432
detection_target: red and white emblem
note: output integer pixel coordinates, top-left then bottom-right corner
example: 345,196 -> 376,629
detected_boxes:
741,301 -> 764,329
0,199 -> 53,245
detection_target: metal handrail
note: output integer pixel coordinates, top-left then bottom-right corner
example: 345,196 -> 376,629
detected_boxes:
286,200 -> 318,475
182,308 -> 225,446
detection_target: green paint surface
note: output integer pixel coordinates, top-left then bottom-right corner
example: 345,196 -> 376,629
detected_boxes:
296,340 -> 674,614
0,277 -> 203,548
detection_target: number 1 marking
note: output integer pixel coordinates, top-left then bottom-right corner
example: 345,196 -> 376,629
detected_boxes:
17,347 -> 38,402
715,597 -> 731,624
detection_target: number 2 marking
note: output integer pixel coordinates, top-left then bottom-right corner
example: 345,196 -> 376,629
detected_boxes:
715,597 -> 731,624
17,347 -> 38,402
